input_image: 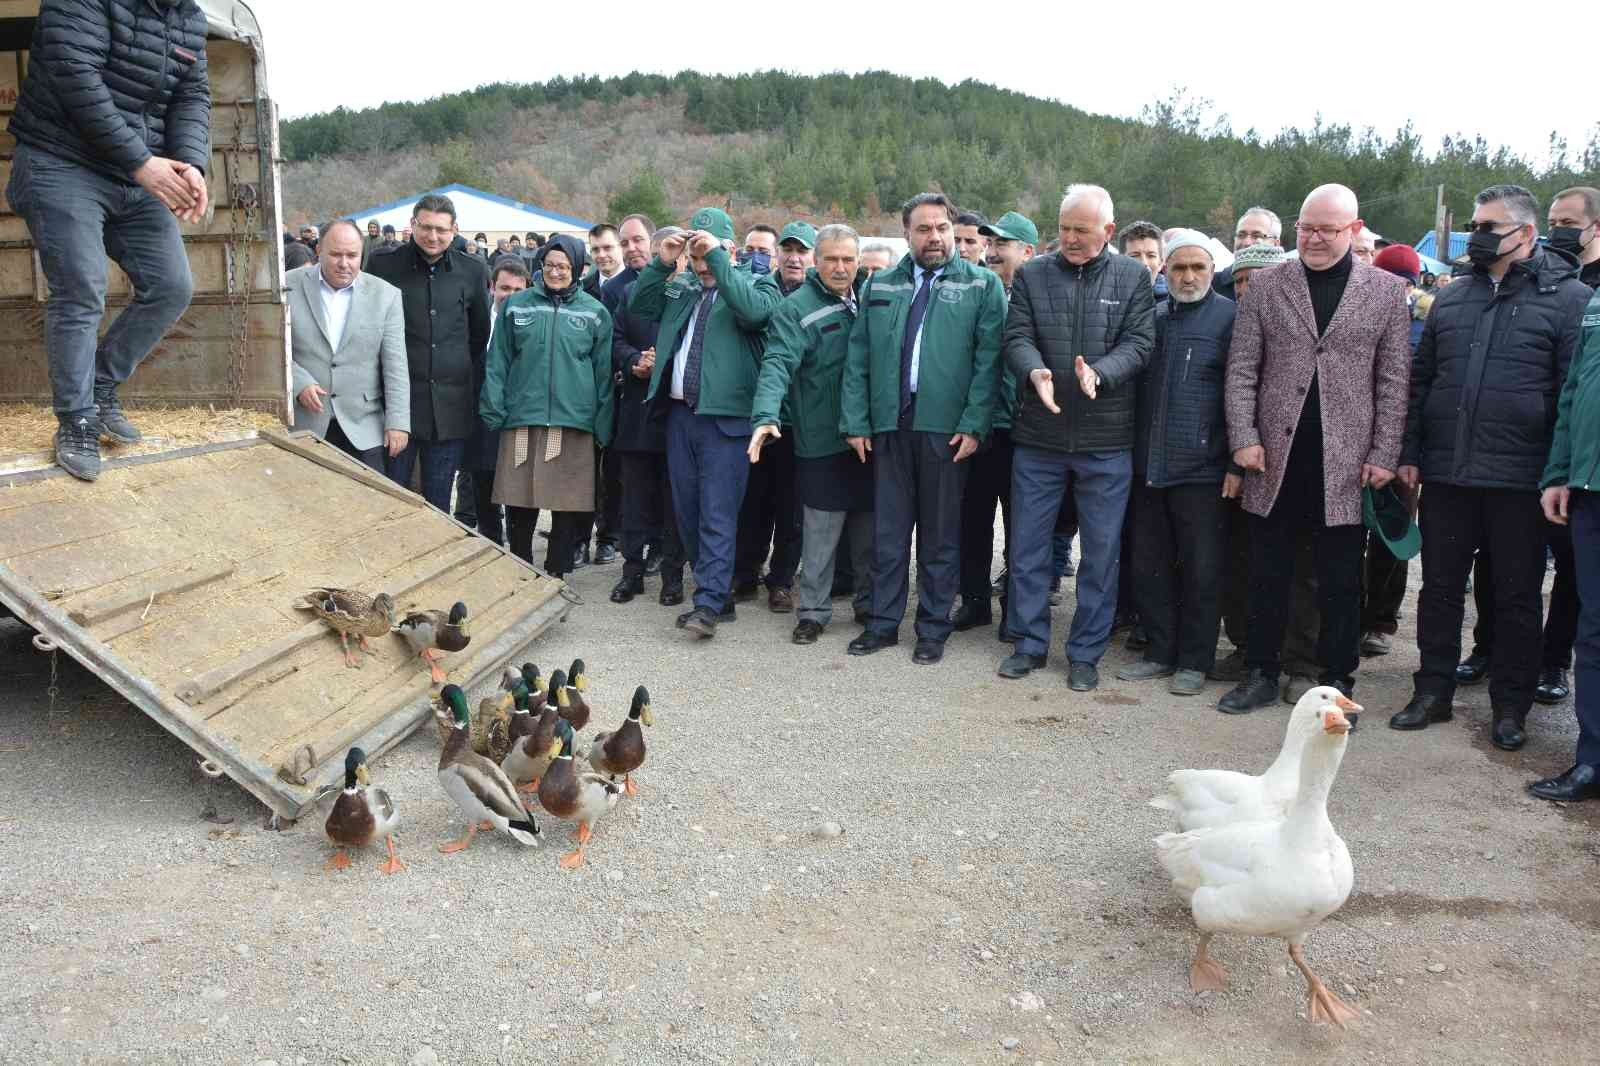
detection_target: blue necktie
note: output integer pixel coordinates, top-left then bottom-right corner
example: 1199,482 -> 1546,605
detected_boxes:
682,288 -> 716,408
900,272 -> 934,415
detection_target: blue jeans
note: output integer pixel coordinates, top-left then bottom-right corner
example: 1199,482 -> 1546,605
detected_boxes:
1570,490 -> 1600,765
6,144 -> 194,420
1008,447 -> 1131,662
666,404 -> 751,614
387,438 -> 466,514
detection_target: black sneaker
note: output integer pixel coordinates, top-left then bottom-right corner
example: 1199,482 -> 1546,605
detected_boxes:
998,652 -> 1046,679
594,543 -> 619,565
682,606 -> 718,638
792,619 -> 824,645
1217,670 -> 1279,714
94,382 -> 142,445
1067,661 -> 1099,691
55,416 -> 103,481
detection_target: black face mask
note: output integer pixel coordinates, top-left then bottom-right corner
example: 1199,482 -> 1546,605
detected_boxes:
1546,225 -> 1591,257
1466,227 -> 1520,269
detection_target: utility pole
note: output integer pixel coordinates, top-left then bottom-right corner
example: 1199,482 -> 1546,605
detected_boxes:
1434,184 -> 1449,266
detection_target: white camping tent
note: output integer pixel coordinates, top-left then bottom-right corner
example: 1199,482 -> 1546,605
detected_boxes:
348,184 -> 595,243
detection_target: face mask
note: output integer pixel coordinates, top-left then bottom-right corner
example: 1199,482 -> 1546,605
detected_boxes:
1546,225 -> 1591,257
739,250 -> 772,276
1466,227 -> 1519,269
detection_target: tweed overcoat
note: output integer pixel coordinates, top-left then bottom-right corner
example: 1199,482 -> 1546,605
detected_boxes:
1224,258 -> 1411,525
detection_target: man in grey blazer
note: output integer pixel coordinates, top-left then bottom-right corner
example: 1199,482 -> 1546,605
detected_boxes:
289,220 -> 409,471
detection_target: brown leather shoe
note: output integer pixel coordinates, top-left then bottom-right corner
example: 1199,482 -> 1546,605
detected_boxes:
768,586 -> 794,613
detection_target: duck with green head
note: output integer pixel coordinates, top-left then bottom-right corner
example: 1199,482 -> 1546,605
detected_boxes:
324,746 -> 403,874
588,685 -> 653,797
537,718 -> 621,869
558,658 -> 591,731
436,684 -> 541,853
396,601 -> 471,683
502,667 -> 564,796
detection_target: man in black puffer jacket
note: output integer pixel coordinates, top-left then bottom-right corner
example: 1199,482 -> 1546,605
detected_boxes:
1119,231 -> 1236,696
1393,184 -> 1592,751
1000,184 -> 1156,691
7,0 -> 211,481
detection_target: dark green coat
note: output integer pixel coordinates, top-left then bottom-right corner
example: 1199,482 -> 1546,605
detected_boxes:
838,253 -> 1006,439
632,247 -> 781,418
479,279 -> 615,448
1543,290 -> 1600,492
752,270 -> 862,458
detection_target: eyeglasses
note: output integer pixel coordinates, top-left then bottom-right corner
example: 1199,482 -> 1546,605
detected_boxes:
1294,222 -> 1354,241
542,262 -> 573,275
412,223 -> 454,238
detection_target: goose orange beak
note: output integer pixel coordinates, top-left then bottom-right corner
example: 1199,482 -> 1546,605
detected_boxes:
1322,708 -> 1352,735
1334,694 -> 1363,713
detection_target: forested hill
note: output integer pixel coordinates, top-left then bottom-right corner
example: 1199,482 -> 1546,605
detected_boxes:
280,70 -> 1600,242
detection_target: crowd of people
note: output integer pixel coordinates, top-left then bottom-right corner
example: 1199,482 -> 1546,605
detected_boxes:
267,183 -> 1600,806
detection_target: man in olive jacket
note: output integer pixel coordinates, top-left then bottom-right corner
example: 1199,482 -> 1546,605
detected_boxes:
1000,184 -> 1156,691
632,207 -> 782,637
367,194 -> 491,513
839,193 -> 1007,665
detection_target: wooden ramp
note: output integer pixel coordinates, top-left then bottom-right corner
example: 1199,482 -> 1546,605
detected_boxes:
0,431 -> 573,820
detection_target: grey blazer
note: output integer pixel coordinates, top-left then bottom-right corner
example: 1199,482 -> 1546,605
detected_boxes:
288,265 -> 411,451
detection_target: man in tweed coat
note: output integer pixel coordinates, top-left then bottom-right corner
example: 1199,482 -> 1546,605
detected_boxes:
1219,184 -> 1412,713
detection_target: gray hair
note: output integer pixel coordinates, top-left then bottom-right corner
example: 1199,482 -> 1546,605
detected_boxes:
815,223 -> 860,250
1475,184 -> 1540,228
651,225 -> 685,251
860,241 -> 893,256
1236,206 -> 1282,239
1060,184 -> 1114,227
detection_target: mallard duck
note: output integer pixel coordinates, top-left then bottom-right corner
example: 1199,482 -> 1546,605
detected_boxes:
502,676 -> 563,796
295,587 -> 396,668
431,678 -> 517,754
518,662 -> 548,715
557,658 -> 591,731
589,685 -> 653,796
323,746 -> 403,874
537,719 -> 621,869
484,678 -> 531,764
395,601 -> 471,683
1149,687 -> 1360,832
1155,699 -> 1359,1027
436,684 -> 541,853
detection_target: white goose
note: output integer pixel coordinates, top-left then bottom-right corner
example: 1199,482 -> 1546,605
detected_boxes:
1150,686 -> 1358,831
1155,698 -> 1359,1027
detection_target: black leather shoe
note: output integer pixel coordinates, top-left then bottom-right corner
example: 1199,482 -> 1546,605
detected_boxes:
659,581 -> 684,607
1208,648 -> 1248,683
1455,652 -> 1490,685
1217,670 -> 1278,714
951,598 -> 992,631
718,601 -> 737,623
1534,667 -> 1571,705
912,639 -> 944,665
997,652 -> 1046,679
792,620 -> 824,645
853,607 -> 871,626
1067,661 -> 1099,691
847,630 -> 899,656
682,606 -> 718,638
1126,625 -> 1151,651
1490,710 -> 1526,751
1528,764 -> 1600,802
593,543 -> 619,565
675,608 -> 696,628
1389,693 -> 1453,730
609,574 -> 644,603
732,582 -> 760,604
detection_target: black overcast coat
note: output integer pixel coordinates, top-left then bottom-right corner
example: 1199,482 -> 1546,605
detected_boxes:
1135,290 -> 1237,487
1401,249 -> 1590,490
8,0 -> 211,182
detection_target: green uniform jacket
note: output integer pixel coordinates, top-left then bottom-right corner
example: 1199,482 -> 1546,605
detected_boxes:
1542,291 -> 1600,492
995,284 -> 1019,430
633,246 -> 781,418
838,253 -> 1006,439
752,269 -> 863,458
479,279 -> 615,448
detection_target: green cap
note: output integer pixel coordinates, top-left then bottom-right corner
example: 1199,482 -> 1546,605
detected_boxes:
1362,484 -> 1420,561
978,211 -> 1039,247
779,221 -> 817,249
687,207 -> 735,243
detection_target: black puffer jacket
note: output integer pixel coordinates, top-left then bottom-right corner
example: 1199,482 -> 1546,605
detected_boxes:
367,239 -> 492,442
1005,247 -> 1155,453
1135,290 -> 1236,487
1401,248 -> 1590,489
9,0 -> 211,183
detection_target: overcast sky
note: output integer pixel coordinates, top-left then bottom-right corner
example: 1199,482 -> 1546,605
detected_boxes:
253,1 -> 1593,168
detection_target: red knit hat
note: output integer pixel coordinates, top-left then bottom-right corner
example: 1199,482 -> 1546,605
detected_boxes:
1372,244 -> 1421,284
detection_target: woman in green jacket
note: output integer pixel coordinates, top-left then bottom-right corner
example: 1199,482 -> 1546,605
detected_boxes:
479,233 -> 615,577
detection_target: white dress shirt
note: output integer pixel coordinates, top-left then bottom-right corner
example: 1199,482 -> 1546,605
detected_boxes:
908,263 -> 944,394
319,273 -> 355,353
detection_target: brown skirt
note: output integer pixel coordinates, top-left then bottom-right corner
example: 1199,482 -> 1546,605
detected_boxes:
491,426 -> 595,511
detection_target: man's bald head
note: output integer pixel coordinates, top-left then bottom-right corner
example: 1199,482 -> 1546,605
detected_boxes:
1296,184 -> 1363,270
1301,183 -> 1359,219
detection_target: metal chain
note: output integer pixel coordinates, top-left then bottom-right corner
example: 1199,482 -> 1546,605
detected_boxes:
47,648 -> 59,717
222,100 -> 257,406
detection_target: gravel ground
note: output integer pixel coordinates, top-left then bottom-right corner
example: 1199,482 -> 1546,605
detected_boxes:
1,544 -> 1597,1065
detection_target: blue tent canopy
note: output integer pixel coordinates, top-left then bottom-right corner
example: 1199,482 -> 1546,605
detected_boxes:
1414,231 -> 1469,263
